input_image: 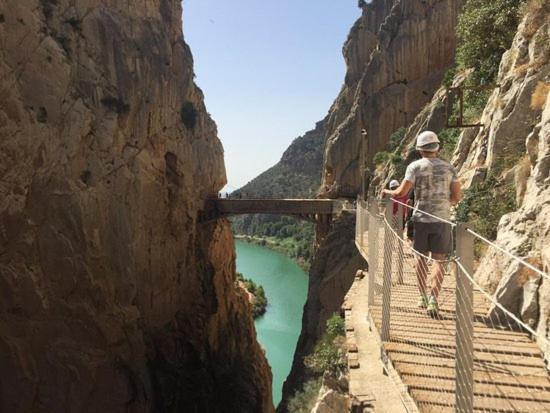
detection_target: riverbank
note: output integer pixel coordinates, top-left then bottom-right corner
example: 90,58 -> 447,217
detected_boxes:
234,234 -> 311,271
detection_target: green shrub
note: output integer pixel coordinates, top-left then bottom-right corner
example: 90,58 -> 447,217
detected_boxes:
388,127 -> 406,151
456,0 -> 523,84
373,151 -> 391,165
443,67 -> 457,88
304,340 -> 346,374
304,315 -> 346,374
438,129 -> 461,160
180,101 -> 197,129
374,151 -> 402,166
326,313 -> 346,338
287,378 -> 322,413
455,166 -> 516,241
235,272 -> 268,318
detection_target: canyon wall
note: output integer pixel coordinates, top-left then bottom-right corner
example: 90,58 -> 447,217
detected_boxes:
0,1 -> 272,412
320,0 -> 464,196
455,3 -> 550,346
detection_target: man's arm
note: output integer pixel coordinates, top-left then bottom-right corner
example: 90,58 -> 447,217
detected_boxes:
450,181 -> 462,205
382,180 -> 414,198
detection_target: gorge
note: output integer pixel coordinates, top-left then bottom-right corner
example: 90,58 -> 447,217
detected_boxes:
1,0 -> 548,412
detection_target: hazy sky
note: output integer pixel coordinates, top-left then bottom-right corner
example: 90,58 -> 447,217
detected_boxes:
183,1 -> 360,190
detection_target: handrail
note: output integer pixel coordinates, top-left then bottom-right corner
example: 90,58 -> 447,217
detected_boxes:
455,259 -> 548,345
465,228 -> 550,280
389,197 -> 549,279
389,197 -> 456,227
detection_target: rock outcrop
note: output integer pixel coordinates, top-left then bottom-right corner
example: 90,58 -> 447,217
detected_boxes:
454,4 -> 550,345
320,0 -> 464,197
311,371 -> 351,413
0,1 -> 272,412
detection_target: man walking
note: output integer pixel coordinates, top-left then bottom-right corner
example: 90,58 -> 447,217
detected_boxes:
382,131 -> 462,316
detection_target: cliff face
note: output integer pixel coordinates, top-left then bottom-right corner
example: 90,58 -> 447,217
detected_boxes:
0,1 -> 272,412
454,4 -> 550,341
320,0 -> 464,196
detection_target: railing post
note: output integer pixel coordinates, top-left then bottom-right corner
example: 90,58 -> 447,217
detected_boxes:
381,198 -> 393,342
395,203 -> 404,285
367,196 -> 377,308
455,223 -> 474,413
359,199 -> 366,248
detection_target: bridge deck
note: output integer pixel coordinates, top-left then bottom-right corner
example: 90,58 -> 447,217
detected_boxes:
208,198 -> 338,216
364,244 -> 550,412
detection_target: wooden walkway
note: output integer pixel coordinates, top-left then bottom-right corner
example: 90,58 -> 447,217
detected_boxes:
366,257 -> 550,413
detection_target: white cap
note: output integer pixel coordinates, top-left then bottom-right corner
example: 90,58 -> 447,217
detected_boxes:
389,179 -> 400,189
416,131 -> 440,151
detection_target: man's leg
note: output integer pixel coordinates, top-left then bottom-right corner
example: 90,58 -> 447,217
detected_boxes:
415,254 -> 429,296
412,222 -> 430,307
430,253 -> 445,297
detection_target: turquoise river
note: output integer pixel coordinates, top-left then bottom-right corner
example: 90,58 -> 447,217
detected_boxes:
235,240 -> 309,406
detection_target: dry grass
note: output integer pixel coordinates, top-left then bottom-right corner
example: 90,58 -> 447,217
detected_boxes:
530,81 -> 550,110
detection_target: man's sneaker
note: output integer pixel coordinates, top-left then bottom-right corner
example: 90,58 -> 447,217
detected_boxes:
427,295 -> 439,317
417,294 -> 428,308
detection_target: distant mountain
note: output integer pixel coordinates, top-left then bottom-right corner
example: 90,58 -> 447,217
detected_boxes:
231,118 -> 327,266
233,118 -> 326,199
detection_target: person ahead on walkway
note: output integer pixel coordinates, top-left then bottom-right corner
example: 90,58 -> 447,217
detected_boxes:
382,131 -> 462,316
389,179 -> 409,223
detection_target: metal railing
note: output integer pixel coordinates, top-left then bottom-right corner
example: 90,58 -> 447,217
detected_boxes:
355,196 -> 550,413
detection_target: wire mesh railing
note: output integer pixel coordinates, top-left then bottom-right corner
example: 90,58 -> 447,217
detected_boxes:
356,196 -> 550,413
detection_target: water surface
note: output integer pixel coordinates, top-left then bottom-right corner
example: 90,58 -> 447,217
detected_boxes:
235,240 -> 308,406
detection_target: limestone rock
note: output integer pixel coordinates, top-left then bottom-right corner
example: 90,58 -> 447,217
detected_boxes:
311,371 -> 351,413
0,1 -> 272,412
320,0 -> 464,197
311,388 -> 350,413
460,4 -> 550,356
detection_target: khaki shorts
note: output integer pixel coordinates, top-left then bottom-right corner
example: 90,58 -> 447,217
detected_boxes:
413,221 -> 453,255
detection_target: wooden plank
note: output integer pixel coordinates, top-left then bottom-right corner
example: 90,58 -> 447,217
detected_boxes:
394,361 -> 550,389
385,335 -> 541,356
402,374 -> 550,402
411,388 -> 550,412
360,245 -> 550,412
385,342 -> 545,368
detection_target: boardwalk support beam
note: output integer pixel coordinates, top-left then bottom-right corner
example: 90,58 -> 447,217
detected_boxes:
455,223 -> 475,413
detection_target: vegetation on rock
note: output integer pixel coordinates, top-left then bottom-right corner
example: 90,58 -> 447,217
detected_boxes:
287,314 -> 346,412
456,0 -> 524,84
456,159 -> 517,242
236,272 -> 268,318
